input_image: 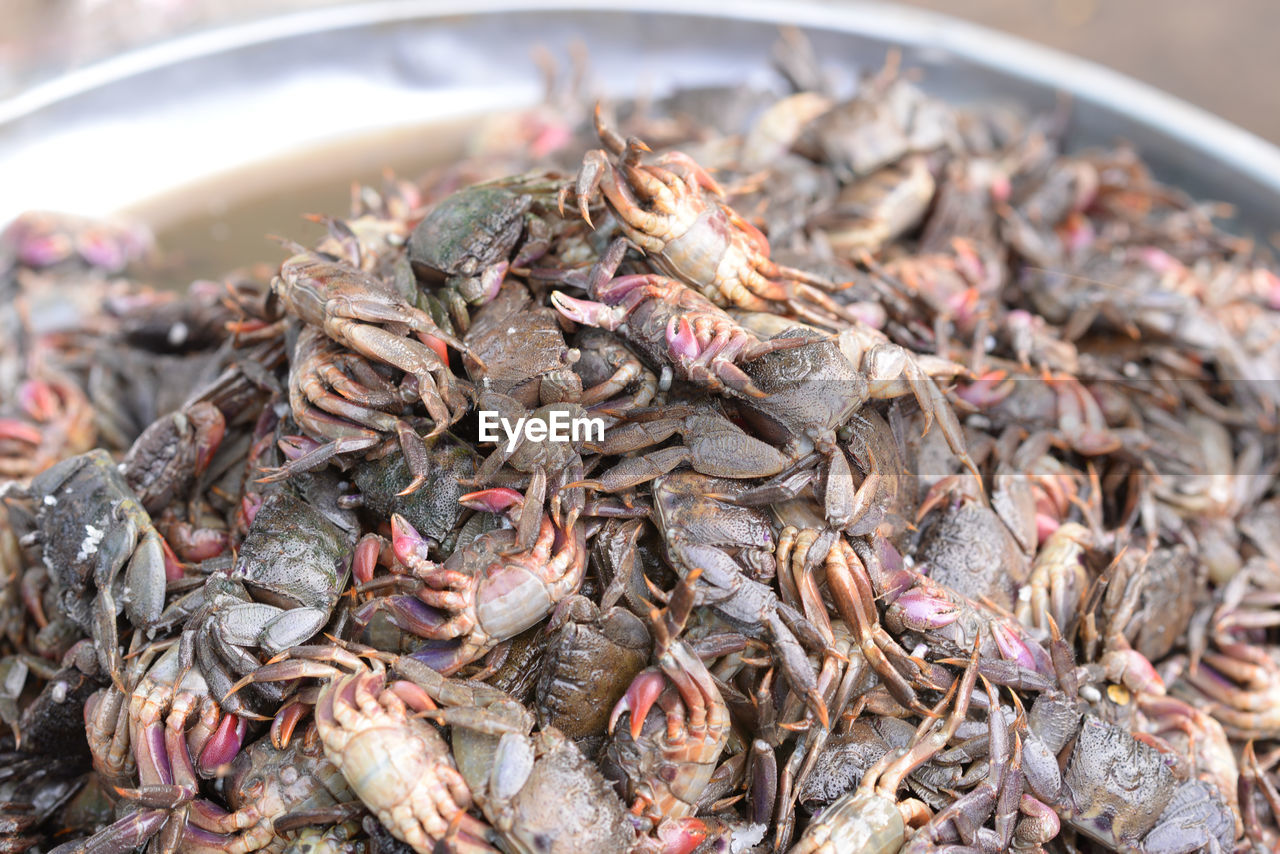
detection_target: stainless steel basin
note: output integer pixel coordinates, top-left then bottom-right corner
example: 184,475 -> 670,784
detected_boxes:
3,0 -> 1279,233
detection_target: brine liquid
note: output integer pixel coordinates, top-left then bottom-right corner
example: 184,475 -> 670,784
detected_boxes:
125,116 -> 483,285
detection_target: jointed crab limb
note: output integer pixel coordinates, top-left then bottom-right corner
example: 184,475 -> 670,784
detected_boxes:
824,537 -> 933,715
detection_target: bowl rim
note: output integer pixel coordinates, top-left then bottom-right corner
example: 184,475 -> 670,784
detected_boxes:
4,0 -> 1280,205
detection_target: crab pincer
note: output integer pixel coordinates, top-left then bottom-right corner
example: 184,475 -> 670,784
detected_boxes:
608,570 -> 732,826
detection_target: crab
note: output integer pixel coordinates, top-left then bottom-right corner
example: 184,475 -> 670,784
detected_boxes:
788,647 -> 981,854
256,324 -> 436,493
652,471 -> 831,727
462,281 -> 584,408
552,272 -> 820,399
4,449 -> 172,686
561,108 -> 855,326
607,571 -> 731,828
730,325 -> 976,533
409,173 -> 572,334
227,647 -> 496,854
79,642 -> 251,853
176,489 -> 354,718
535,594 -> 651,740
355,486 -> 586,676
269,247 -> 476,437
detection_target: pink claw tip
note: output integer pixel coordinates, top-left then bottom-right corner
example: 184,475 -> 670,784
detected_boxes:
161,540 -> 185,583
479,262 -> 508,303
611,669 -> 666,741
458,487 -> 523,514
894,588 -> 960,630
1035,513 -> 1060,544
240,493 -> 263,528
597,274 -> 651,301
17,234 -> 71,268
199,714 -> 248,774
991,621 -> 1037,671
655,818 -> 710,854
1135,246 -> 1180,273
353,535 -> 382,585
390,514 -> 429,565
1259,268 -> 1280,310
415,332 -> 450,365
529,123 -> 573,160
665,316 -> 700,360
0,418 -> 42,445
278,435 -> 321,462
19,380 -> 57,421
1111,648 -> 1165,695
550,291 -> 601,325
77,232 -> 127,271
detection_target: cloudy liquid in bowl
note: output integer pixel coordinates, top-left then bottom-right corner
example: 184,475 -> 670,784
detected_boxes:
125,116 -> 484,285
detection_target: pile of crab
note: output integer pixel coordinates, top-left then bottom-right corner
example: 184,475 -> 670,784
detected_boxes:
4,31 -> 1280,854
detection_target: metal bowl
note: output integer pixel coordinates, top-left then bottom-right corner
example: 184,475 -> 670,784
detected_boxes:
3,0 -> 1280,233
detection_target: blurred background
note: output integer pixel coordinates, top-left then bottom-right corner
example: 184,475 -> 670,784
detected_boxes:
893,0 -> 1280,144
4,0 -> 1278,143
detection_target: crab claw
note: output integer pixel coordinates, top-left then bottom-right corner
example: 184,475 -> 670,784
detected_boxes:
411,330 -> 450,367
353,533 -> 384,585
271,699 -> 311,749
187,402 -> 226,477
956,370 -> 1014,408
276,434 -> 324,461
550,291 -> 626,330
991,620 -> 1040,672
198,713 -> 248,776
654,817 -> 711,854
160,538 -> 185,583
458,486 -> 525,515
1102,647 -> 1165,695
390,514 -> 433,566
356,595 -> 451,637
666,316 -> 700,360
406,638 -> 474,676
610,669 -> 666,741
19,379 -> 59,421
893,588 -> 961,630
0,418 -> 42,445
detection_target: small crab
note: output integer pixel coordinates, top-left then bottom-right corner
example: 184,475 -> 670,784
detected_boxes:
229,646 -> 495,854
561,107 -> 857,326
535,594 -> 651,740
409,173 -> 571,333
5,450 -> 172,686
462,281 -> 583,408
256,324 -> 436,493
270,247 -> 476,436
174,489 -> 354,717
653,471 -> 831,726
356,486 -> 586,675
789,646 -> 980,854
553,273 -> 820,399
607,571 -> 730,827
